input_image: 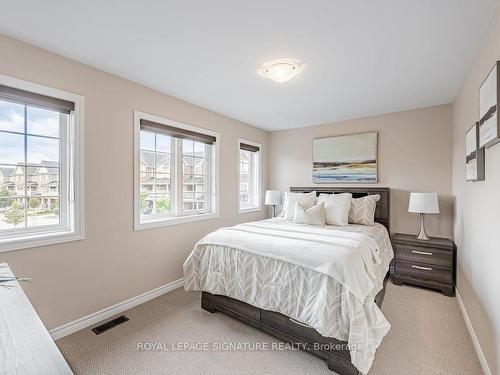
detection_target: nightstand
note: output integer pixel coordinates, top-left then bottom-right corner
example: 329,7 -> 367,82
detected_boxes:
392,233 -> 455,296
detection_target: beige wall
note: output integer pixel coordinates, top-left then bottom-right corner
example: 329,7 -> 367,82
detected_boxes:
452,7 -> 500,374
0,34 -> 269,330
269,104 -> 454,238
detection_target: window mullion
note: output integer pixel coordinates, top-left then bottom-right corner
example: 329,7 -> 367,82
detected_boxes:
176,138 -> 183,216
254,153 -> 258,207
170,137 -> 175,215
238,150 -> 242,210
206,144 -> 211,213
153,134 -> 157,214
257,153 -> 260,206
23,105 -> 28,228
254,152 -> 259,207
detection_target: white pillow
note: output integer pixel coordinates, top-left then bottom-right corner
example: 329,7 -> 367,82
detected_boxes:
348,194 -> 380,226
293,202 -> 325,226
280,191 -> 317,221
317,193 -> 352,226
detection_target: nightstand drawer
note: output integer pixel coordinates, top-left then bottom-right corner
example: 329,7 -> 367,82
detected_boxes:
395,244 -> 452,267
395,260 -> 452,283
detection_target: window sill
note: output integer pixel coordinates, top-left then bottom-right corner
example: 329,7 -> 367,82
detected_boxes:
238,207 -> 262,215
135,212 -> 219,231
0,230 -> 85,253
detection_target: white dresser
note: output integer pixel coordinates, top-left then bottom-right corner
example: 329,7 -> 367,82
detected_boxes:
0,263 -> 73,375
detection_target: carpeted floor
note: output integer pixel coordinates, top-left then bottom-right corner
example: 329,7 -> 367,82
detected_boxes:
57,282 -> 483,374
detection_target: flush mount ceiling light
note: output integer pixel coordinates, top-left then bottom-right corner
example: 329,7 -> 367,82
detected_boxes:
259,59 -> 302,83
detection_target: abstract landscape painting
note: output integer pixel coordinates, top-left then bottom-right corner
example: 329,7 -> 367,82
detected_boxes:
313,132 -> 377,183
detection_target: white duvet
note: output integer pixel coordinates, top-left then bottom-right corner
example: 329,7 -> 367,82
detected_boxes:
183,218 -> 393,374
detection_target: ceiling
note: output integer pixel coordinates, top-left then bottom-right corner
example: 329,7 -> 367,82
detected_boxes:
0,1 -> 498,131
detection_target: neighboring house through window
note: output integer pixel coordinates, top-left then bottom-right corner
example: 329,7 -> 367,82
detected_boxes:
238,139 -> 261,213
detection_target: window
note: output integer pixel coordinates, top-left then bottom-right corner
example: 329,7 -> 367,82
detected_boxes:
0,76 -> 84,252
238,139 -> 261,213
134,111 -> 219,229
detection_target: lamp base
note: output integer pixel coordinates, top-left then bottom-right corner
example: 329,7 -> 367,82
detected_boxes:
416,213 -> 430,241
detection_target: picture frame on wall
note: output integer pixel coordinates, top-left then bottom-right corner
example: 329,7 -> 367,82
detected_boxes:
479,61 -> 500,148
465,122 -> 485,182
312,132 -> 378,183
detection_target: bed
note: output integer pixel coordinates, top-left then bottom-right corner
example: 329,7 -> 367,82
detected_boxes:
184,187 -> 392,375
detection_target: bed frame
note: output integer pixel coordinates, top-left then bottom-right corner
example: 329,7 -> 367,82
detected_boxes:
201,187 -> 391,375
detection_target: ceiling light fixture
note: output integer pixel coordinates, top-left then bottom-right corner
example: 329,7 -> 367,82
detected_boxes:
259,59 -> 302,83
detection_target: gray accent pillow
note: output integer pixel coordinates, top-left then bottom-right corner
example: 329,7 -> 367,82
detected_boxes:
348,195 -> 380,226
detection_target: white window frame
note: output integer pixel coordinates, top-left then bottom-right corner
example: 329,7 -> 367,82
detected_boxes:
238,138 -> 261,214
0,75 -> 85,253
134,111 -> 219,230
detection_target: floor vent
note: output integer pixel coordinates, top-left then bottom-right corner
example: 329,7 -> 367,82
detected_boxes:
92,315 -> 129,335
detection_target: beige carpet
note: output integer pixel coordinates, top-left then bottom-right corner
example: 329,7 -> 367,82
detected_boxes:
57,282 -> 483,375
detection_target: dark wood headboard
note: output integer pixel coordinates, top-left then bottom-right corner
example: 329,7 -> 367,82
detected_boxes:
289,187 -> 390,232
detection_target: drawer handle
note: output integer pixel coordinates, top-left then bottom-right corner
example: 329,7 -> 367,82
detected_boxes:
289,318 -> 312,328
412,265 -> 432,271
412,250 -> 433,256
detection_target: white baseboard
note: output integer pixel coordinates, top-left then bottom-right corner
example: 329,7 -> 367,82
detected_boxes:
456,288 -> 492,375
50,278 -> 184,340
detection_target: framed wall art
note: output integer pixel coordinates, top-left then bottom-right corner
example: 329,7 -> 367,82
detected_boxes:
479,61 -> 500,148
465,122 -> 485,182
312,132 -> 377,183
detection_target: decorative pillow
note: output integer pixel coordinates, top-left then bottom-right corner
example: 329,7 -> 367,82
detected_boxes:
317,193 -> 352,226
293,202 -> 325,226
348,194 -> 380,226
280,191 -> 317,221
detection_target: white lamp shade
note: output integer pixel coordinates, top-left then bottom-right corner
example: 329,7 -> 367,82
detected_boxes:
265,190 -> 281,205
408,192 -> 440,214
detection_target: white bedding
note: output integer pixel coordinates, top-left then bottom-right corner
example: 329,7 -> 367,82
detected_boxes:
183,218 -> 393,374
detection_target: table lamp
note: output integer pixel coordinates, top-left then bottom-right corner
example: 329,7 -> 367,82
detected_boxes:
408,192 -> 440,240
265,190 -> 281,218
